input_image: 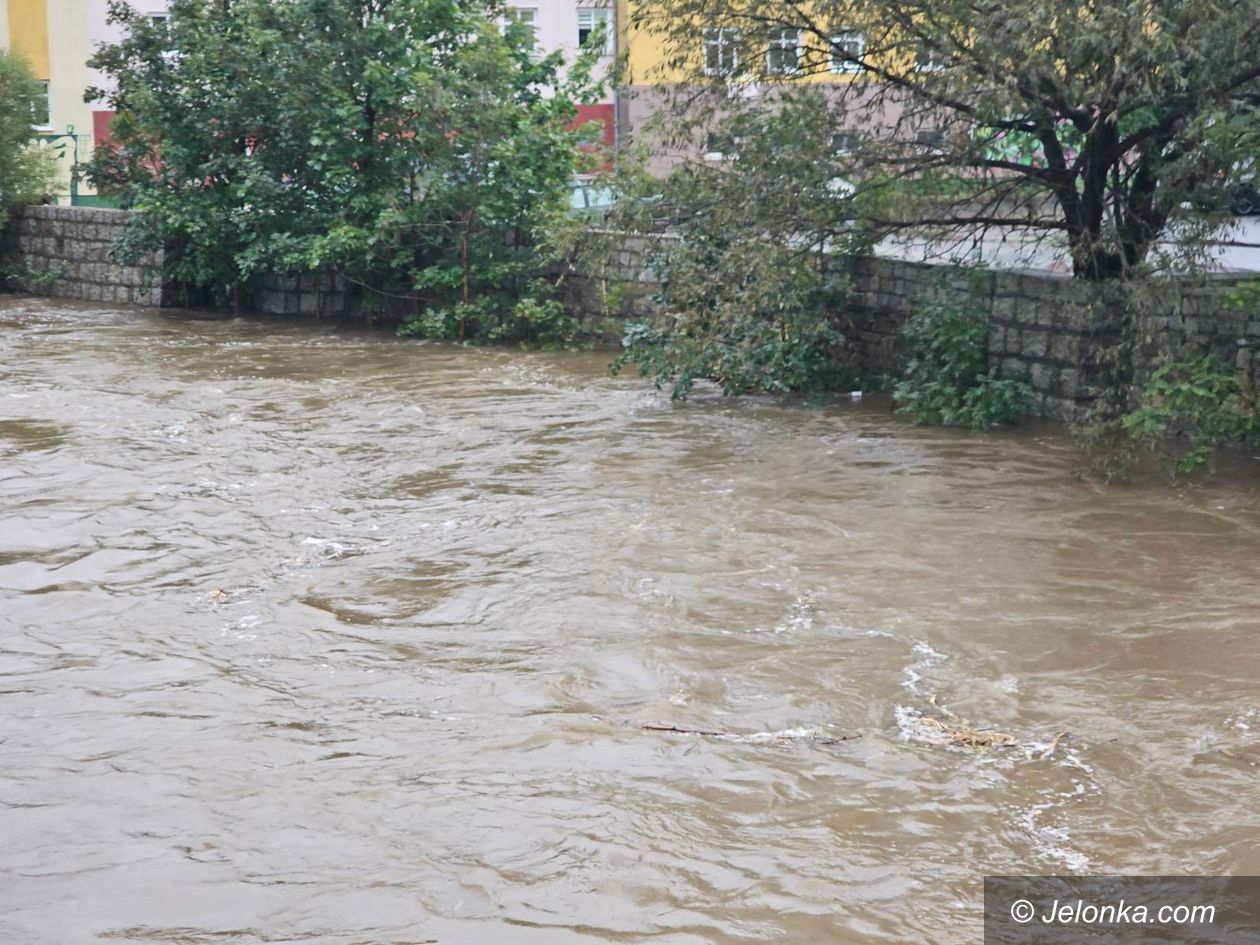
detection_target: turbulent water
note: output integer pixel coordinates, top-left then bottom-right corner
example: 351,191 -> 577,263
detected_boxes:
2,296 -> 1259,945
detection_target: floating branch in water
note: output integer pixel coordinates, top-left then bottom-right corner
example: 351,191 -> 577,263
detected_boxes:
640,722 -> 860,746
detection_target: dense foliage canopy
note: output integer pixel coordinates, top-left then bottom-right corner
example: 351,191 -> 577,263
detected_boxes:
90,0 -> 597,334
600,93 -> 867,398
0,50 -> 56,218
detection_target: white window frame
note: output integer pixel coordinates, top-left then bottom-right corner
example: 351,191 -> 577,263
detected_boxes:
508,6 -> 540,53
914,41 -> 947,72
34,80 -> 52,130
766,27 -> 801,76
830,29 -> 864,74
702,26 -> 739,77
831,129 -> 862,154
577,8 -> 612,55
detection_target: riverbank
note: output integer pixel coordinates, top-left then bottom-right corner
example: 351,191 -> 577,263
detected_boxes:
5,205 -> 1260,422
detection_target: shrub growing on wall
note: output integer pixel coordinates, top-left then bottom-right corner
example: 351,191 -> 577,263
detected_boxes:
893,293 -> 1030,429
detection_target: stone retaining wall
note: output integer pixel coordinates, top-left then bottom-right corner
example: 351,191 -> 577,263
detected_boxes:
2,206 -> 355,317
2,205 -> 163,306
568,235 -> 1258,421
249,270 -> 355,318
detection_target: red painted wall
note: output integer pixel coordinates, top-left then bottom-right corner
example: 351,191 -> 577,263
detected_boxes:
573,103 -> 615,149
92,110 -> 116,145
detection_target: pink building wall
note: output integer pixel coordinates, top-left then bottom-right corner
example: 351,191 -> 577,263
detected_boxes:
87,0 -> 169,143
508,1 -> 617,147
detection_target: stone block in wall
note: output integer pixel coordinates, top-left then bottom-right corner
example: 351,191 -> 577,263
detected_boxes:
1014,297 -> 1045,325
1053,368 -> 1080,400
1023,329 -> 1049,359
1041,396 -> 1082,422
1049,299 -> 1092,331
1048,332 -> 1081,363
1216,312 -> 1247,339
987,326 -> 1006,355
990,295 -> 1018,324
999,357 -> 1029,381
1029,362 -> 1055,392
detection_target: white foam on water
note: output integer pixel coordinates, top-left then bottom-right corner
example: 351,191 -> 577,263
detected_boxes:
774,596 -> 816,634
894,704 -> 952,746
902,641 -> 948,694
1015,795 -> 1094,873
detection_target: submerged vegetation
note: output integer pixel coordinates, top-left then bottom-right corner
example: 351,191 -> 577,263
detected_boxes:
1120,353 -> 1259,477
396,291 -> 581,349
593,93 -> 871,400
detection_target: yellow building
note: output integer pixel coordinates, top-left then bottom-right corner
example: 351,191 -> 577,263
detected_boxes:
614,0 -> 892,170
614,1 -> 932,173
1,0 -> 96,203
617,0 -> 920,85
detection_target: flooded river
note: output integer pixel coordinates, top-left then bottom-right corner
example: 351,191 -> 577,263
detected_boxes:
2,296 -> 1259,945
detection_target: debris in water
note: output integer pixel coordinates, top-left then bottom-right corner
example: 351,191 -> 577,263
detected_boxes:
896,695 -> 1068,755
640,722 -> 859,746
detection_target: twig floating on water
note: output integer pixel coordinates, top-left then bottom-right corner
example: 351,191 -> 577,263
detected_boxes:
640,723 -> 860,746
1039,730 -> 1071,760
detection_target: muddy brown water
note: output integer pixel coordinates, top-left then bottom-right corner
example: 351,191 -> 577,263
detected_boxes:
2,296 -> 1259,945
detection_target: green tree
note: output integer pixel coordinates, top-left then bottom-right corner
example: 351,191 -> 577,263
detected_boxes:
595,91 -> 873,398
0,49 -> 56,220
632,0 -> 1260,280
89,0 -> 595,337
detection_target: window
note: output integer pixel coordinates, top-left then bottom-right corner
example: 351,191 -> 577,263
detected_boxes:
915,128 -> 946,152
703,131 -> 739,161
703,27 -> 738,76
508,7 -> 539,51
830,29 -> 864,73
914,41 -> 946,71
766,27 -> 800,75
577,8 -> 612,54
831,129 -> 862,154
149,14 -> 168,26
34,81 -> 51,128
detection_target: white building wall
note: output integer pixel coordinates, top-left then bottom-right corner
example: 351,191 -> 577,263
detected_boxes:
509,0 -> 615,94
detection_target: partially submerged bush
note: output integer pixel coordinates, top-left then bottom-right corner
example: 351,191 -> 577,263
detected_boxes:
397,287 -> 580,350
589,91 -> 871,400
893,294 -> 1029,430
1121,352 -> 1259,476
